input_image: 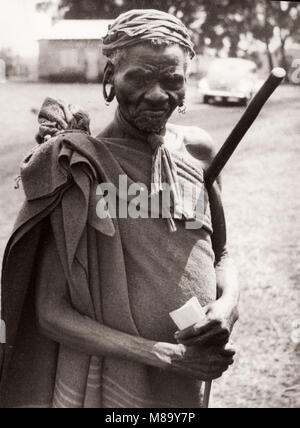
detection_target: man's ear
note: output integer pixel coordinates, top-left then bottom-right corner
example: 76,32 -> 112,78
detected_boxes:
103,61 -> 115,86
103,61 -> 116,103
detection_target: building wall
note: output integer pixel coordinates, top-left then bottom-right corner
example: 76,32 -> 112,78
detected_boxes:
39,39 -> 107,82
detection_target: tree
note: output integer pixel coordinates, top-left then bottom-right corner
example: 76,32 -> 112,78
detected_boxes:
255,2 -> 274,70
52,0 -> 200,25
202,1 -> 300,74
37,0 -> 300,76
248,1 -> 300,76
198,0 -> 255,55
268,1 -> 300,75
40,0 -> 255,54
36,0 -> 205,52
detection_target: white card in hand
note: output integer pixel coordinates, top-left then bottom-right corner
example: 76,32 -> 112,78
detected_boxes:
169,297 -> 207,331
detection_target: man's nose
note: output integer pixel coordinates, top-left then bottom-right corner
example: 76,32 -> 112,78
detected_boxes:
144,83 -> 169,105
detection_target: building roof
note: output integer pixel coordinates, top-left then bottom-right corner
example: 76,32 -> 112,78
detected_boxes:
40,19 -> 114,41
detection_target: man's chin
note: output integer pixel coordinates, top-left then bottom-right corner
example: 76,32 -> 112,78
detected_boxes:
134,113 -> 169,134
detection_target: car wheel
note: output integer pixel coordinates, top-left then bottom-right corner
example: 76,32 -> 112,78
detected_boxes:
239,98 -> 248,107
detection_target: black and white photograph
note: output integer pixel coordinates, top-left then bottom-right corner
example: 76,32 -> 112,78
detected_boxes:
0,0 -> 299,410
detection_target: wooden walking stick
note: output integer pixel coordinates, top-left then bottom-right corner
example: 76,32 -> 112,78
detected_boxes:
205,67 -> 286,187
202,67 -> 286,408
170,68 -> 286,408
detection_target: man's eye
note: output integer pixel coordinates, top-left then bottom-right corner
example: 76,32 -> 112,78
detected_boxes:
162,76 -> 184,89
134,76 -> 145,84
134,75 -> 151,85
126,73 -> 143,84
126,72 -> 151,85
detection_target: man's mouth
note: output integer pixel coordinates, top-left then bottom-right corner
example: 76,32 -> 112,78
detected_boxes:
139,109 -> 168,117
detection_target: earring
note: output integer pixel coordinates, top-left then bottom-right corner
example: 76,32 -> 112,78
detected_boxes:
178,100 -> 187,115
103,84 -> 115,107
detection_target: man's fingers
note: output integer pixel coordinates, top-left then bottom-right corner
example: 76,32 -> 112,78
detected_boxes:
207,353 -> 235,369
212,330 -> 230,346
186,358 -> 234,371
192,330 -> 229,347
218,345 -> 236,358
177,326 -> 227,346
175,320 -> 220,341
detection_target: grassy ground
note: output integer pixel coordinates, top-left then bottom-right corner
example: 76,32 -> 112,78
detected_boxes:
0,82 -> 299,408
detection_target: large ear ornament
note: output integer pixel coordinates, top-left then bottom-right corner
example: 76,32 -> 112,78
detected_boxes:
103,62 -> 115,105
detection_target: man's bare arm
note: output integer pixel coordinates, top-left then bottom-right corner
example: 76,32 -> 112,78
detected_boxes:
207,180 -> 239,342
183,126 -> 239,301
176,127 -> 239,347
35,228 -> 234,380
36,230 -> 168,367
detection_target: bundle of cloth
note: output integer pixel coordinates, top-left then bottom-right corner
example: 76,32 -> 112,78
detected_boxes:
35,97 -> 91,144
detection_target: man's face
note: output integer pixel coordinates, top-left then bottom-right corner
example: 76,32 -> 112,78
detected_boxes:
113,44 -> 187,133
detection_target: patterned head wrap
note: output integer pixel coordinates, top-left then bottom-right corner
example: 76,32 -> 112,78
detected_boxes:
102,9 -> 195,58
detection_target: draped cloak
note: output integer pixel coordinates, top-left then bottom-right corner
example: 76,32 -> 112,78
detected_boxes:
0,117 -> 217,408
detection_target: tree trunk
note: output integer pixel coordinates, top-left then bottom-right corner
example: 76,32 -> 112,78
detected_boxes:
229,35 -> 240,57
280,37 -> 290,83
265,37 -> 274,72
264,3 -> 274,73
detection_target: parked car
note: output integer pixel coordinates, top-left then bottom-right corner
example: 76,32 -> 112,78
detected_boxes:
198,58 -> 261,106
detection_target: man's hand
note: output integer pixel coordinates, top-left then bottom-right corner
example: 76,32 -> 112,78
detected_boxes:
152,341 -> 235,382
174,297 -> 239,347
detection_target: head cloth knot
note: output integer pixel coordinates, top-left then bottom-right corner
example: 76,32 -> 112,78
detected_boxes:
102,9 -> 195,58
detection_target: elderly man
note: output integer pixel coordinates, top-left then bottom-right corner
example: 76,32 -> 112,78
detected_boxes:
0,10 -> 239,408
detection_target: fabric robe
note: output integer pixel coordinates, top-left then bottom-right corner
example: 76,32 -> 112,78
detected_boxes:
0,117 -> 216,408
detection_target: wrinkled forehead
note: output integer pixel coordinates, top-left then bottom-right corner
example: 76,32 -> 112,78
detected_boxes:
118,43 -> 188,72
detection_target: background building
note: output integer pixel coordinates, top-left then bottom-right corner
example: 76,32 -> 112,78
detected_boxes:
38,20 -> 113,82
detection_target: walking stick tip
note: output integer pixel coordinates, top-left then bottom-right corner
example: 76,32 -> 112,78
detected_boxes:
272,67 -> 286,79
